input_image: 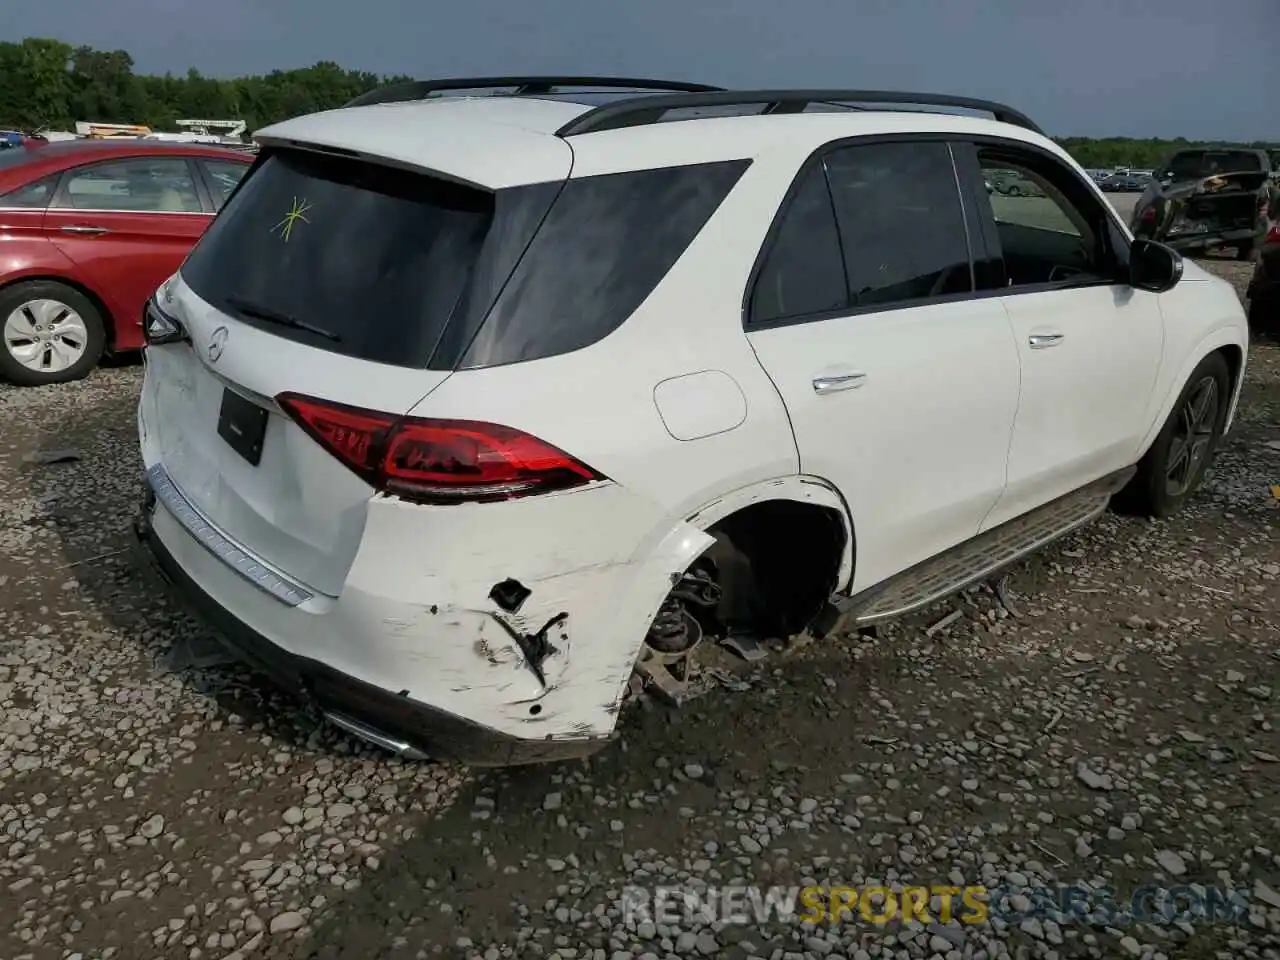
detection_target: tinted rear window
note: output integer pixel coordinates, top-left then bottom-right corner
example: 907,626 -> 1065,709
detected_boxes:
1165,150 -> 1263,178
457,160 -> 749,369
181,149 -> 497,367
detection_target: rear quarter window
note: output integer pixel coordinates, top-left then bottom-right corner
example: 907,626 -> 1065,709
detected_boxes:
458,159 -> 750,369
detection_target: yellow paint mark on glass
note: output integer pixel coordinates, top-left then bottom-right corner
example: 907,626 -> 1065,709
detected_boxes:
273,196 -> 313,243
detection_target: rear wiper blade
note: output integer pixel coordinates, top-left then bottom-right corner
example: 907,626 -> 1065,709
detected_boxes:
225,295 -> 341,342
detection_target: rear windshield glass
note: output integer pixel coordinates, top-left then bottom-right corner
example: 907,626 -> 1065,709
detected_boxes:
181,148 -> 496,367
1164,151 -> 1263,179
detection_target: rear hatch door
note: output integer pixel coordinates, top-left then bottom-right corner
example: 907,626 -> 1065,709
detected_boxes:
1154,151 -> 1268,235
141,141 -> 571,597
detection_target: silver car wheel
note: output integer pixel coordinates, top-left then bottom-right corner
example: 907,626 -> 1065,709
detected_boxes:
3,298 -> 90,374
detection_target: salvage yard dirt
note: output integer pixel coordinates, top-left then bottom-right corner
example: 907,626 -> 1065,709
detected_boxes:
1,258 -> 1277,960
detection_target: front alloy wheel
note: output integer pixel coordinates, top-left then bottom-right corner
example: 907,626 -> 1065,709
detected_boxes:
1163,375 -> 1219,498
1116,351 -> 1230,518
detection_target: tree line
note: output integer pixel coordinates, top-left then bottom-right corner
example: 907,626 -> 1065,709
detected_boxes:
0,37 -> 407,137
1,37 -> 1275,169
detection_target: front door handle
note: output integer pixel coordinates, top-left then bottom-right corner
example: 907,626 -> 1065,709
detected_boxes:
1028,332 -> 1064,349
60,225 -> 110,236
812,372 -> 867,394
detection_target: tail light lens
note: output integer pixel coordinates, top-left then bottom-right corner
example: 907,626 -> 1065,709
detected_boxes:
276,393 -> 606,504
1139,205 -> 1157,222
1267,221 -> 1280,243
143,298 -> 187,346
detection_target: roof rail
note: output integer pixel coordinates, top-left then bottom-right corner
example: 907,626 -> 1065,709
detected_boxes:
344,76 -> 724,109
554,89 -> 1043,137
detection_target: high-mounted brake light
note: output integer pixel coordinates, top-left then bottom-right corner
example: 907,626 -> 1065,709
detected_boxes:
276,393 -> 606,504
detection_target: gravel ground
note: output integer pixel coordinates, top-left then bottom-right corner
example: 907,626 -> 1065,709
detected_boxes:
1,259 -> 1277,960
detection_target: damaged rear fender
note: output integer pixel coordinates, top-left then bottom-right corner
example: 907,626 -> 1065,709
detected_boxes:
679,474 -> 856,592
593,473 -> 858,712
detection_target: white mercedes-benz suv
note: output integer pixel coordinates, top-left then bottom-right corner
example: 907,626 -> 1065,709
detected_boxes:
135,77 -> 1249,766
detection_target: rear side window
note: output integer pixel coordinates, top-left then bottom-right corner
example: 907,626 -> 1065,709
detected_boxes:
181,149 -> 497,367
0,174 -> 59,209
57,158 -> 203,213
822,141 -> 973,307
748,141 -> 973,324
458,160 -> 749,369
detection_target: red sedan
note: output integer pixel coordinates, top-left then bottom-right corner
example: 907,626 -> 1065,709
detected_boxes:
0,139 -> 253,385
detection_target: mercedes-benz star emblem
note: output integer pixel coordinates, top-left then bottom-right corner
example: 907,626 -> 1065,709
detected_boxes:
207,326 -> 228,363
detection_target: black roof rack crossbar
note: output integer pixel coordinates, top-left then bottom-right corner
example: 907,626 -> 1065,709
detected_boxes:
344,76 -> 725,109
554,89 -> 1043,137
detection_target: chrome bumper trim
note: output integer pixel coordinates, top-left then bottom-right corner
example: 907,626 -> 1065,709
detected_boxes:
144,463 -> 314,607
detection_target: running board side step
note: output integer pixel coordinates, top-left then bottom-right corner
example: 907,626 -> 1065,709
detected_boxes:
835,467 -> 1135,626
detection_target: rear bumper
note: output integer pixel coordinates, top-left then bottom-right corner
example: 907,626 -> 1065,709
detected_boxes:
1163,227 -> 1260,253
133,491 -> 610,767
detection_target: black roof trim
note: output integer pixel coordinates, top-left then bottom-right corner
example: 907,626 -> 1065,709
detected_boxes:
343,76 -> 724,108
554,89 -> 1043,137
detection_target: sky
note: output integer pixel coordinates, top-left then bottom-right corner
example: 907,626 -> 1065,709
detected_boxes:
2,0 -> 1276,141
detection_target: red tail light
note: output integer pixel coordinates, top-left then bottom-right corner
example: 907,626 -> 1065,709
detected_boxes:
1267,222 -> 1280,243
276,393 -> 605,504
1139,205 -> 1157,222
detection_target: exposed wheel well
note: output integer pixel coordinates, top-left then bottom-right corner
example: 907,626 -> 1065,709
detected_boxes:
698,499 -> 848,639
0,275 -> 116,349
1215,343 -> 1244,408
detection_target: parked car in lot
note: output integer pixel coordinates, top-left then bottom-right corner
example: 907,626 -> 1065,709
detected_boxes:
1099,171 -> 1151,192
1130,147 -> 1274,260
134,77 -> 1249,766
990,171 -> 1044,197
0,139 -> 251,385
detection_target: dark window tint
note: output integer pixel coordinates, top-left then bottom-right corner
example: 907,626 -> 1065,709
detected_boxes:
201,159 -> 250,209
181,149 -> 497,367
749,165 -> 848,324
823,142 -> 973,307
459,160 -> 749,369
57,158 -> 202,213
0,173 -> 59,209
1164,150 -> 1263,179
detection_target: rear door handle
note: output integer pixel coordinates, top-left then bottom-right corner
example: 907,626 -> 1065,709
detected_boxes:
1028,332 -> 1064,349
812,372 -> 867,394
60,225 -> 110,236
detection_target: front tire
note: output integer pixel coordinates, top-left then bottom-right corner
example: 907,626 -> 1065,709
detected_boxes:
1118,352 -> 1230,518
0,281 -> 106,386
